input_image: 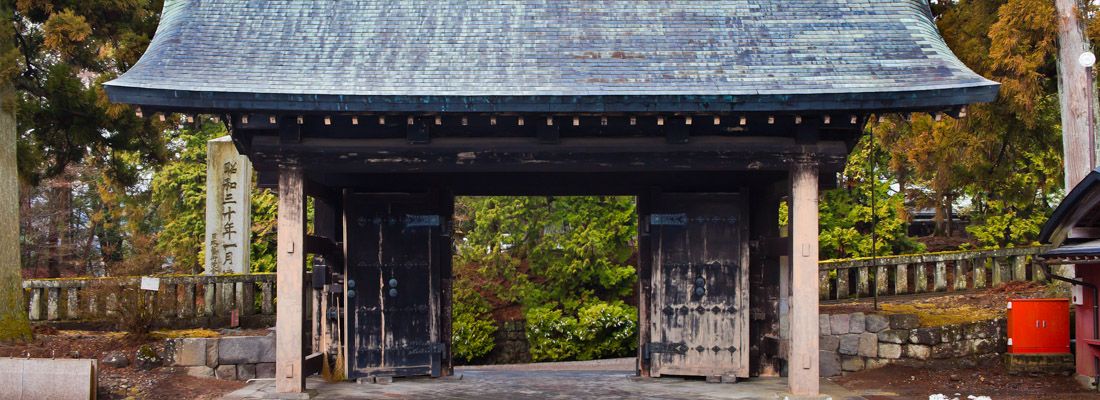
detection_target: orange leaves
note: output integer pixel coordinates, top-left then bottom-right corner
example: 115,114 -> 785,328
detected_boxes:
42,9 -> 91,58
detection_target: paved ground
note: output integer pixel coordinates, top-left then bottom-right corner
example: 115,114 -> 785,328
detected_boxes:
223,358 -> 865,400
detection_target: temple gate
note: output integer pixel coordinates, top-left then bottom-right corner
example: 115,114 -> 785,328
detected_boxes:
105,0 -> 999,395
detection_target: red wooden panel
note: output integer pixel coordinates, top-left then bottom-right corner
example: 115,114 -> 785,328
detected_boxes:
1008,298 -> 1070,354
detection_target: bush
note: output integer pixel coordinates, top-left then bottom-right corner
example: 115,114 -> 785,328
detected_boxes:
525,300 -> 637,362
451,281 -> 496,363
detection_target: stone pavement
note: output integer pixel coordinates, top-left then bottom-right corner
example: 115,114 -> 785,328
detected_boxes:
223,359 -> 865,400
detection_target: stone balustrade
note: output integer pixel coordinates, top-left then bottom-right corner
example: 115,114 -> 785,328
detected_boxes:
818,246 -> 1050,301
22,273 -> 278,327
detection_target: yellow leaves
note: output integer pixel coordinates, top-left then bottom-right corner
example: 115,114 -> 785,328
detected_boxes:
987,0 -> 1057,126
42,9 -> 92,57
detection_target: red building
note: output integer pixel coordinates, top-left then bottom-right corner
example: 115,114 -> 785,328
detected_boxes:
1039,167 -> 1100,388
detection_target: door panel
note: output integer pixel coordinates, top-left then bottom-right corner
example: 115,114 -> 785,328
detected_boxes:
345,194 -> 442,378
648,193 -> 749,378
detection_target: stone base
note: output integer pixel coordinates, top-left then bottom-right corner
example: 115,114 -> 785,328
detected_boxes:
1075,373 -> 1098,390
1003,353 -> 1074,375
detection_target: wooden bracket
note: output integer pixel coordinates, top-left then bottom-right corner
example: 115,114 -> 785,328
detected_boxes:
537,121 -> 560,144
407,118 -> 430,144
279,116 -> 301,144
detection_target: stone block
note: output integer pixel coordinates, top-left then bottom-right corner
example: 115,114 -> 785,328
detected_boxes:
256,363 -> 276,379
0,358 -> 98,400
890,314 -> 920,330
909,328 -> 940,345
964,320 -> 996,339
865,358 -> 891,369
186,366 -> 214,378
820,335 -> 840,352
173,338 -> 209,367
215,364 -> 237,380
1003,353 -> 1075,375
819,351 -> 842,377
879,343 -> 902,359
877,329 -> 908,344
830,314 -> 850,335
905,344 -> 931,360
939,325 -> 963,343
206,339 -> 219,368
967,338 -> 995,355
849,312 -> 865,333
865,314 -> 889,333
932,341 -> 966,359
238,363 -> 257,380
218,336 -> 275,364
839,334 -> 861,355
819,314 -> 831,336
841,355 -> 865,372
858,333 -> 878,357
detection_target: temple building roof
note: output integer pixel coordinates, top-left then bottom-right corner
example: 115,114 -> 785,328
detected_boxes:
105,0 -> 998,113
1040,168 -> 1100,261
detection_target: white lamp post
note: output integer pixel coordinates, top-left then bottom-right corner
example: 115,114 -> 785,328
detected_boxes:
1082,51 -> 1097,168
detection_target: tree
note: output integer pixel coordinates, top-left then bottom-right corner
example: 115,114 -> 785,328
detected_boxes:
0,2 -> 32,342
12,0 -> 166,276
453,196 -> 638,362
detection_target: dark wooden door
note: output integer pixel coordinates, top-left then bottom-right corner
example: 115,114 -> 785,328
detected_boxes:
345,193 -> 444,378
646,193 -> 749,379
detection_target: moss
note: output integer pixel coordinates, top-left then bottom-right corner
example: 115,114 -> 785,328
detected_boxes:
151,328 -> 220,339
879,302 -> 999,327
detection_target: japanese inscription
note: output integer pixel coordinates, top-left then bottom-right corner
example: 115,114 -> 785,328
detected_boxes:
204,136 -> 252,274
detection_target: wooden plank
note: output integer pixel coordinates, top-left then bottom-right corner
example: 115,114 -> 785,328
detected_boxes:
788,159 -> 819,396
276,165 -> 307,393
636,190 -> 653,377
248,136 -> 851,174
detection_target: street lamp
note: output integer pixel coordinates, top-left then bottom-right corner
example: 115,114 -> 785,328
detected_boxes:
1082,51 -> 1097,168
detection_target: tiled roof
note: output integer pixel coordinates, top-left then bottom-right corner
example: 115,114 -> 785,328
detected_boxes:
105,0 -> 998,113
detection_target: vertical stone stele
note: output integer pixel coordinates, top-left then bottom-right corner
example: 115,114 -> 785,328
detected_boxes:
204,136 -> 253,274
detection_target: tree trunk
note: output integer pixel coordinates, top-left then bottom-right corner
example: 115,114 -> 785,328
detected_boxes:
0,83 -> 32,342
1056,0 -> 1096,189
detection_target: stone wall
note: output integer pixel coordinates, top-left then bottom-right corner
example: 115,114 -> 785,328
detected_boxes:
165,335 -> 276,381
819,312 -> 1007,377
483,320 -> 532,364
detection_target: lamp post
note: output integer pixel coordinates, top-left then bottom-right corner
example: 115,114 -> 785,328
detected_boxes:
1081,51 -> 1097,168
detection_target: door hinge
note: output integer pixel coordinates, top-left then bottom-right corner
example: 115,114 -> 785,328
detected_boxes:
645,342 -> 688,360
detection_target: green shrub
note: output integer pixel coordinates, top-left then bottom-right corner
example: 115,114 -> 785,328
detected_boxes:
451,281 -> 497,363
525,300 -> 637,362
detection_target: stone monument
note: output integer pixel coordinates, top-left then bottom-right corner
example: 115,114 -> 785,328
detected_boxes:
205,136 -> 252,274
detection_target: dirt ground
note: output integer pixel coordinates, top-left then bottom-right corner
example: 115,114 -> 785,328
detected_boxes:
0,328 -> 267,399
834,354 -> 1095,400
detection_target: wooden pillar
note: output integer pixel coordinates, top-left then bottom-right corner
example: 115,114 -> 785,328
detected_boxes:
276,166 -> 307,393
789,159 -> 819,395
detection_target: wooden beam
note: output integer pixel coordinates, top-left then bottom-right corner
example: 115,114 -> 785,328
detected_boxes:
247,136 -> 851,174
788,158 -> 819,396
276,165 -> 306,393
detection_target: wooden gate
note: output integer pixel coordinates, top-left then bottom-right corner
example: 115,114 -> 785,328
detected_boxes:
643,193 -> 750,379
344,193 -> 447,379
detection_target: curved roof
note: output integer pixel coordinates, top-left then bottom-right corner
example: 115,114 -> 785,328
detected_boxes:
1040,167 -> 1100,248
105,0 -> 999,113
